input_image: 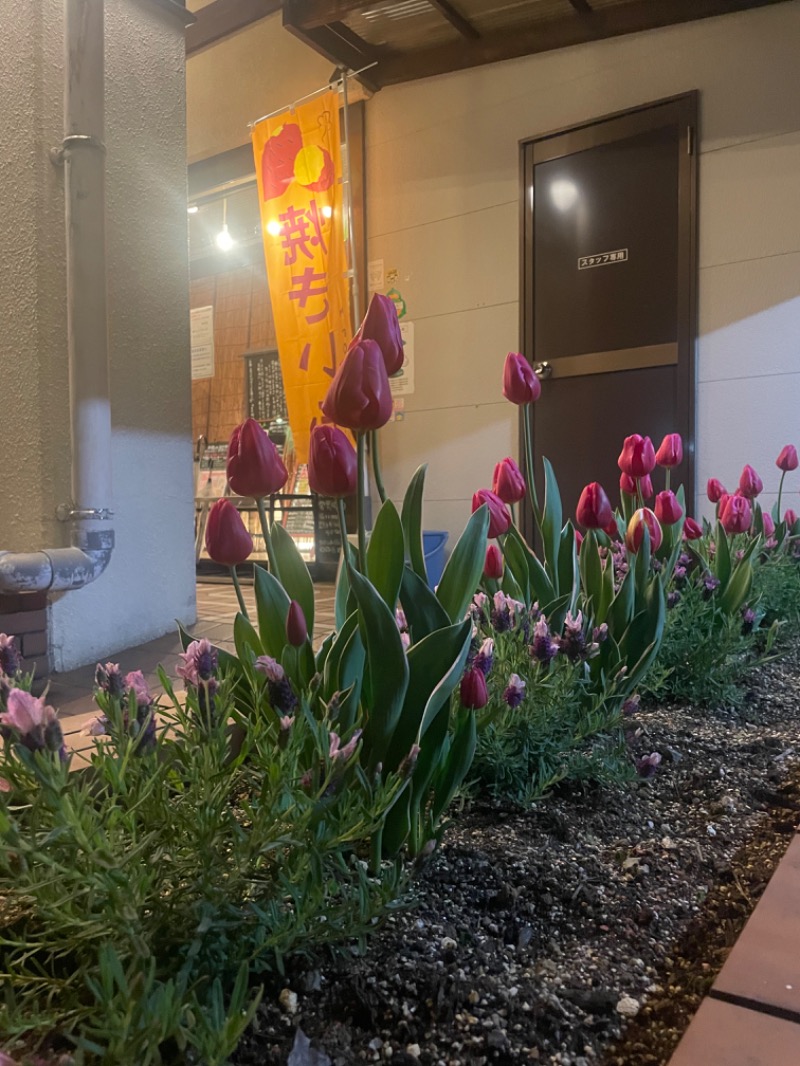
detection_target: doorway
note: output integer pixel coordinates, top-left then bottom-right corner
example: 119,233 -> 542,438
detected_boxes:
520,93 -> 697,535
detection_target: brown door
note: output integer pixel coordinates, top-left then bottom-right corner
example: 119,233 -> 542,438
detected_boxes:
520,94 -> 697,534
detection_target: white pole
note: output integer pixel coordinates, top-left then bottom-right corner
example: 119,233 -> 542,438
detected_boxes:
339,68 -> 361,331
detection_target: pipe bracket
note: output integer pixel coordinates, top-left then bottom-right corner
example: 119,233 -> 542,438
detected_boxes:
50,134 -> 107,166
56,504 -> 114,522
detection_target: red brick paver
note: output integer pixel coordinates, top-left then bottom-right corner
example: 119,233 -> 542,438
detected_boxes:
669,998 -> 800,1066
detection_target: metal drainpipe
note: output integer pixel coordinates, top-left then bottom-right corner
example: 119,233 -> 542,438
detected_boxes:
0,0 -> 114,594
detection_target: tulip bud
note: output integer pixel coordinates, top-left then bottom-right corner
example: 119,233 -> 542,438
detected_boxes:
226,418 -> 288,499
639,474 -> 654,501
683,516 -> 703,540
619,472 -> 637,496
785,508 -> 798,529
575,482 -> 613,530
776,444 -> 799,472
707,478 -> 726,503
603,519 -> 619,538
492,457 -> 526,505
625,508 -> 663,552
205,499 -> 254,566
308,425 -> 357,498
484,544 -> 504,580
720,494 -> 752,534
655,433 -> 683,468
618,434 -> 656,478
738,464 -> 763,500
574,529 -> 584,549
654,489 -> 683,526
459,667 -> 488,709
321,339 -> 392,431
502,352 -> 540,406
354,293 -> 404,376
472,489 -> 511,539
286,600 -> 308,647
762,511 -> 775,538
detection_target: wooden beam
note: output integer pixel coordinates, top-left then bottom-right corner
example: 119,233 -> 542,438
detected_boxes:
375,0 -> 790,86
282,0 -> 370,31
567,0 -> 593,12
186,0 -> 282,55
429,0 -> 480,40
283,15 -> 382,90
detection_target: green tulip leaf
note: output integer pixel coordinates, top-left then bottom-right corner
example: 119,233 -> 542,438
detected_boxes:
558,522 -> 580,614
541,457 -> 563,584
436,505 -> 490,623
233,612 -> 264,666
719,560 -> 753,615
271,523 -> 315,640
501,566 -> 525,602
400,565 -> 451,642
431,710 -> 477,823
334,541 -> 358,630
366,498 -> 405,610
401,464 -> 428,582
504,524 -> 557,612
500,529 -> 531,603
714,521 -> 732,588
608,566 -> 635,636
253,564 -> 291,659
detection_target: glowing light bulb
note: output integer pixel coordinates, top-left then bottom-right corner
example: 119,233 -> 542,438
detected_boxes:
216,224 -> 235,251
321,204 -> 333,219
266,220 -> 283,237
187,204 -> 199,215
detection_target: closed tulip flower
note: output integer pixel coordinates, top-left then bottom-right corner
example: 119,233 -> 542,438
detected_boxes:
655,433 -> 683,468
492,457 -> 526,505
776,444 -> 799,472
785,508 -> 798,528
227,418 -> 288,498
683,516 -> 703,540
460,666 -> 488,709
619,472 -> 637,497
720,493 -> 752,534
639,474 -> 654,500
762,511 -> 775,538
484,544 -> 504,580
654,489 -> 683,526
707,478 -> 727,504
618,434 -> 656,478
625,508 -> 663,552
502,352 -> 541,405
575,482 -> 613,530
472,489 -> 511,539
321,339 -> 392,431
738,464 -> 763,499
355,293 -> 404,376
205,499 -> 253,566
286,600 -> 308,647
308,425 -> 357,498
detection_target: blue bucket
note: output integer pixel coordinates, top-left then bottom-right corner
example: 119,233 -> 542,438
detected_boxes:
423,530 -> 449,589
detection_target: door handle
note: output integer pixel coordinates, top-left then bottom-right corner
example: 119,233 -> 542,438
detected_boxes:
534,361 -> 552,379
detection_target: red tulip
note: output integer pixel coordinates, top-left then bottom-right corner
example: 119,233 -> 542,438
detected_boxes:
308,425 -> 357,498
707,478 -> 727,504
619,472 -> 637,497
576,482 -> 613,530
762,512 -> 775,538
205,499 -> 253,566
776,445 -> 799,472
683,517 -> 703,540
460,667 -> 488,709
639,474 -> 654,500
738,464 -> 763,500
286,600 -> 308,647
354,293 -> 404,376
321,339 -> 392,431
492,457 -> 526,505
472,489 -> 511,539
625,508 -> 663,552
227,418 -> 288,498
785,508 -> 798,528
502,352 -> 540,406
720,494 -> 752,534
575,529 -> 584,549
618,435 -> 656,479
604,518 -> 619,538
484,544 -> 504,580
655,433 -> 683,468
654,490 -> 683,526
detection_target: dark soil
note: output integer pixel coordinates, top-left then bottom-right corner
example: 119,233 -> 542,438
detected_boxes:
233,649 -> 800,1066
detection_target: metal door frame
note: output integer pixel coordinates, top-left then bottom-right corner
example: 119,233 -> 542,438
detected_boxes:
519,92 -> 698,543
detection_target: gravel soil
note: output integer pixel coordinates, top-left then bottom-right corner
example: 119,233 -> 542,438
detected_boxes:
233,648 -> 800,1066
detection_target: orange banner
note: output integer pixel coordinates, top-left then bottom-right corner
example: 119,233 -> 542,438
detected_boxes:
252,92 -> 352,464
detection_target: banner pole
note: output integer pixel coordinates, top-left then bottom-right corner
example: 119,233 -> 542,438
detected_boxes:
339,67 -> 361,332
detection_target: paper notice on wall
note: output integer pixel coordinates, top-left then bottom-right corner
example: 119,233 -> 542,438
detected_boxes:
368,258 -> 384,292
190,305 -> 215,380
389,320 -> 415,396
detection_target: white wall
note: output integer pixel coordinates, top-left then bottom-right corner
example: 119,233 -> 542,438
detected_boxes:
0,0 -> 196,671
366,2 -> 800,537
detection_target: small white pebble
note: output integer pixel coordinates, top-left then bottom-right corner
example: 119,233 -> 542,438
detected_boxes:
406,1044 -> 421,1059
278,988 -> 298,1014
707,824 -> 717,837
441,936 -> 457,950
616,996 -> 640,1017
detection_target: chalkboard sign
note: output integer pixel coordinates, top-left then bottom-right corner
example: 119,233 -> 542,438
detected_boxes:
314,494 -> 341,566
244,349 -> 288,424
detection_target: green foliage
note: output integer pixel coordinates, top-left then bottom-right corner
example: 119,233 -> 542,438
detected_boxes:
0,679 -> 405,1062
752,550 -> 800,633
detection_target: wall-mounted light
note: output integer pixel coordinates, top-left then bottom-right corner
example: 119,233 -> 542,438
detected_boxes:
216,198 -> 236,251
187,204 -> 199,215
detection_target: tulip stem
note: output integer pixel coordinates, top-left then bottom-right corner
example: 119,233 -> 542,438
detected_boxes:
337,497 -> 356,582
371,430 -> 387,505
777,470 -> 786,520
230,566 -> 249,619
256,497 -> 280,578
356,432 -> 368,573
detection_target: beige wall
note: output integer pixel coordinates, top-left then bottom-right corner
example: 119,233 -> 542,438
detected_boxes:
366,2 -> 800,538
0,0 -> 196,670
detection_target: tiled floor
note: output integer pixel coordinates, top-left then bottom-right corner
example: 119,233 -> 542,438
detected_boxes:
47,579 -> 335,757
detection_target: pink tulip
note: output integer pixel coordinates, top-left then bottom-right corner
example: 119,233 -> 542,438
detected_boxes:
492,457 -> 526,505
460,667 -> 489,709
625,508 -> 663,552
762,512 -> 775,538
707,478 -> 727,504
655,433 -> 683,468
576,483 -> 613,530
683,517 -> 703,540
738,464 -> 763,500
484,544 -> 504,580
720,494 -> 752,534
618,435 -> 656,479
472,489 -> 511,539
654,490 -> 683,526
784,508 -> 798,528
502,352 -> 540,406
776,445 -> 798,472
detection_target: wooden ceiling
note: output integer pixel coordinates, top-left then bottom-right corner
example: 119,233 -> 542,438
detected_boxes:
187,0 -> 790,88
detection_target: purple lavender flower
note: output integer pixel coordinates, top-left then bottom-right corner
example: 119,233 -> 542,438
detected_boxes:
592,623 -> 609,645
328,729 -> 362,762
702,574 -> 720,600
531,616 -> 559,664
473,638 -> 494,676
503,673 -> 526,708
636,752 -> 662,779
0,634 -> 21,678
256,656 -> 297,715
673,565 -> 687,583
470,592 -> 489,624
0,688 -> 65,760
667,590 -> 682,609
621,694 -> 641,717
559,610 -> 588,662
177,639 -> 217,686
95,661 -> 125,699
398,743 -> 421,777
741,605 -> 757,635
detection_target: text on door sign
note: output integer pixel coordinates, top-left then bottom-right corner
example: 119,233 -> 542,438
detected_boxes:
578,249 -> 629,270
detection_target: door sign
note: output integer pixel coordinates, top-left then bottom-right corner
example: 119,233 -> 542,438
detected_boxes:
578,248 -> 629,270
